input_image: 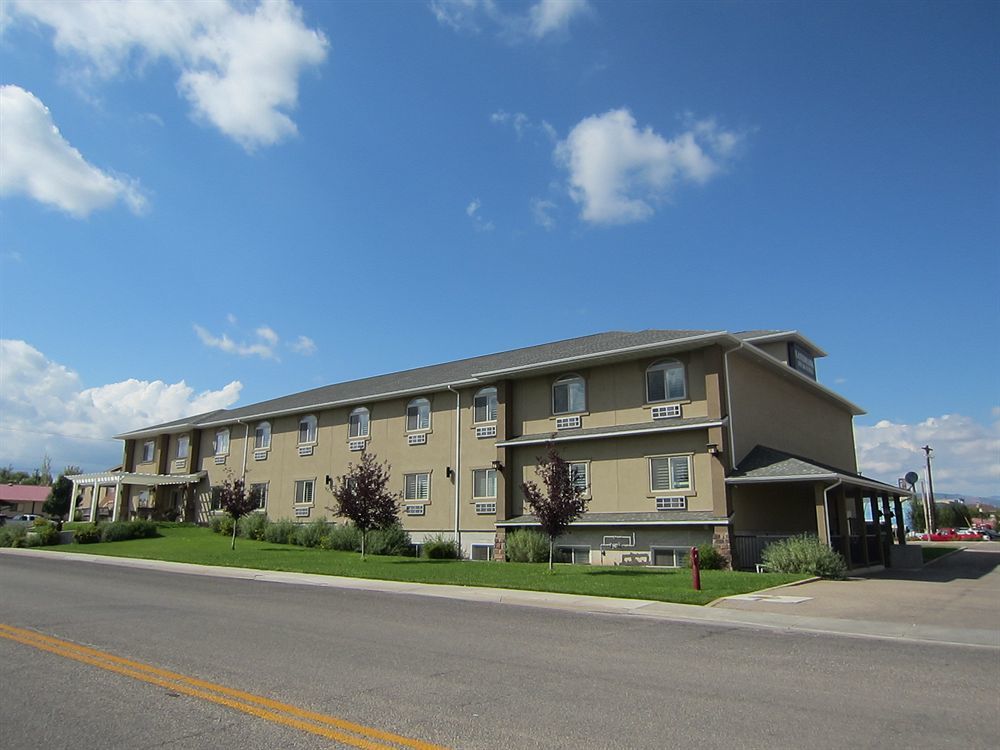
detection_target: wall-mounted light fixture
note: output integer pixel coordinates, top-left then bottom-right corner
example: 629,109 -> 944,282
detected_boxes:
325,475 -> 333,487
491,460 -> 504,472
446,466 -> 453,479
706,443 -> 721,456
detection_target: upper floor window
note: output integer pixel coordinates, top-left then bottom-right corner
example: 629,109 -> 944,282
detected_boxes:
552,374 -> 586,415
404,472 -> 431,501
294,479 -> 315,505
406,398 -> 431,432
214,429 -> 230,456
254,422 -> 271,450
176,435 -> 189,460
474,387 -> 498,424
569,462 -> 589,495
250,482 -> 268,511
646,359 -> 686,403
298,415 -> 317,445
349,407 -> 370,438
649,455 -> 692,493
141,440 -> 155,463
472,468 -> 497,500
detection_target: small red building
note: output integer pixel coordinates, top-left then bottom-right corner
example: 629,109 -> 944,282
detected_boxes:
0,484 -> 50,515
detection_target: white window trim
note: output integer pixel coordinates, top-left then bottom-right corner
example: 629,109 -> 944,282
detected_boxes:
473,387 -> 498,424
348,407 -> 370,439
648,454 -> 694,494
298,415 -> 318,446
645,359 -> 687,404
250,482 -> 269,511
176,435 -> 189,460
552,373 -> 587,416
141,440 -> 155,463
650,546 -> 690,568
406,398 -> 432,433
254,422 -> 272,451
556,545 -> 591,565
215,429 -> 231,457
293,478 -> 316,506
472,467 -> 498,501
470,543 -> 494,561
403,471 -> 431,502
569,461 -> 590,498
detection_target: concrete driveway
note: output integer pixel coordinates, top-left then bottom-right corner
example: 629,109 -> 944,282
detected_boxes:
714,542 -> 1000,631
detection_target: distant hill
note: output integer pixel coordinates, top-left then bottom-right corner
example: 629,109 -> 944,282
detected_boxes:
934,493 -> 998,511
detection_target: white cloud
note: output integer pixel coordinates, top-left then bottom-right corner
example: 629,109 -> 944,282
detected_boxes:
194,324 -> 279,359
855,413 -> 1000,497
465,197 -> 495,232
531,197 -> 556,230
554,109 -> 742,225
491,109 -> 557,142
290,335 -> 316,355
0,85 -> 147,217
431,0 -> 589,40
0,340 -> 241,472
8,0 -> 328,150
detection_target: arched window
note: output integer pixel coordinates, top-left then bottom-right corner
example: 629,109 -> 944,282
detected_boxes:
646,359 -> 686,402
254,421 -> 271,450
214,428 -> 230,455
473,387 -> 498,423
298,415 -> 317,445
349,407 -> 370,438
406,398 -> 431,432
552,374 -> 586,415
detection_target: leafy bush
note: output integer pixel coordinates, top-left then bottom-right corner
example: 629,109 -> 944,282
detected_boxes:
294,519 -> 329,548
99,521 -> 134,542
505,529 -> 549,563
366,525 -> 413,556
209,513 -> 235,537
264,518 -> 297,545
73,524 -> 102,544
0,526 -> 29,548
422,533 -> 461,559
238,513 -> 269,541
322,523 -> 362,551
26,520 -> 60,547
761,534 -> 847,579
688,543 -> 726,570
129,520 -> 159,539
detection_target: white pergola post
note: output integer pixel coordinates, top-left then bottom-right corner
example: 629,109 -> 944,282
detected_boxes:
111,481 -> 122,522
89,481 -> 99,522
67,480 -> 78,522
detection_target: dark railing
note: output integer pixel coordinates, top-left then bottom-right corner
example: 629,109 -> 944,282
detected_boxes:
732,534 -> 793,570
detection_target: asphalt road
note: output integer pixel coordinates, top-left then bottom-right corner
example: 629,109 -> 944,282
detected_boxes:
1,554 -> 997,749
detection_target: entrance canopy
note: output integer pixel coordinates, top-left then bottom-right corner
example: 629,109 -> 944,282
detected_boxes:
66,471 -> 206,523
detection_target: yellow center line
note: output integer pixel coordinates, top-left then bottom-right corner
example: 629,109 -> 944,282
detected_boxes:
0,623 -> 448,750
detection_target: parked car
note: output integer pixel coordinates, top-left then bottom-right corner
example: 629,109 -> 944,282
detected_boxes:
975,528 -> 1000,540
9,514 -> 40,525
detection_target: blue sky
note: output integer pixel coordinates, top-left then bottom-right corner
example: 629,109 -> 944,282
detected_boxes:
1,1 -> 997,495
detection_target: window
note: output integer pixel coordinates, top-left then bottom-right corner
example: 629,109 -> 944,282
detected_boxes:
470,544 -> 494,561
215,429 -> 230,456
294,479 -> 315,505
349,407 -> 369,438
209,486 -> 221,511
141,440 -> 155,463
472,468 -> 497,500
176,435 -> 189,460
298,415 -> 317,445
250,482 -> 268,511
646,359 -> 686,403
557,546 -> 591,564
404,472 -> 430,501
473,387 -> 498,423
649,455 -> 692,492
406,398 -> 431,432
254,422 -> 271,450
569,462 -> 589,495
652,547 -> 689,568
552,374 -> 586,415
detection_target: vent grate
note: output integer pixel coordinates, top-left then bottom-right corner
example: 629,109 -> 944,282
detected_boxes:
555,416 -> 582,430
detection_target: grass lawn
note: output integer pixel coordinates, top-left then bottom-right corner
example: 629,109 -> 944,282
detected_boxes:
37,526 -> 805,606
921,544 -> 962,563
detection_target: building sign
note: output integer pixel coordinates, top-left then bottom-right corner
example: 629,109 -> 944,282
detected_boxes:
788,341 -> 816,380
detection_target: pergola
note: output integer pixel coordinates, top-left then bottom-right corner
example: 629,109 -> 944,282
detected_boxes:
66,471 -> 206,523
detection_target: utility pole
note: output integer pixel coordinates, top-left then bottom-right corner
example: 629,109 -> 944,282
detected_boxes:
921,445 -> 936,534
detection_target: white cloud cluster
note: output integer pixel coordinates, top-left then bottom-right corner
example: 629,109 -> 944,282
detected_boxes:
855,412 -> 1000,497
490,109 -> 557,141
554,109 -> 741,225
466,198 -> 495,232
0,85 -> 147,218
0,340 -> 241,472
531,197 -> 557,230
431,0 -> 589,40
194,322 -> 317,359
9,0 -> 328,150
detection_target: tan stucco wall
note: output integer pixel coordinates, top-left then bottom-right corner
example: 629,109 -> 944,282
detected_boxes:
730,482 -> 822,534
728,352 -> 857,471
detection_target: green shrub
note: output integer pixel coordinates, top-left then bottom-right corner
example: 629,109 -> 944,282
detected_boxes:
367,525 -> 413,556
264,518 -> 297,545
422,533 -> 461,559
505,529 -> 549,563
761,534 -> 847,579
209,513 -> 235,537
100,521 -> 134,542
294,519 -> 328,548
73,524 -> 102,544
0,526 -> 29,548
688,543 -> 726,570
322,523 -> 362,551
238,513 -> 269,541
129,520 -> 159,539
26,520 -> 60,547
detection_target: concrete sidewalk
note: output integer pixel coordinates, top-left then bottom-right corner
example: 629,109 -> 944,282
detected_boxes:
3,547 -> 997,650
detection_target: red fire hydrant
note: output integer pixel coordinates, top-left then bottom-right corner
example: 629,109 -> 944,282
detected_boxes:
690,546 -> 701,591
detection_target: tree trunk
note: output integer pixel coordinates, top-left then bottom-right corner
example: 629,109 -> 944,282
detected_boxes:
361,530 -> 366,560
231,518 -> 237,550
548,539 -> 554,571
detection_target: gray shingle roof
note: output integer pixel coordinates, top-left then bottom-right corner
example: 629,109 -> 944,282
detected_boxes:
496,416 -> 723,447
498,511 -> 729,526
731,445 -> 850,478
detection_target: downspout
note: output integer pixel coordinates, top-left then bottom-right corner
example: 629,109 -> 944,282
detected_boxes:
722,341 -> 744,471
239,420 -> 249,483
821,478 -> 842,547
447,385 -> 461,551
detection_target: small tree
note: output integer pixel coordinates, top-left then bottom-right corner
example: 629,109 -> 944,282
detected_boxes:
44,466 -> 81,519
521,446 -> 589,571
329,451 -> 400,559
216,476 -> 260,550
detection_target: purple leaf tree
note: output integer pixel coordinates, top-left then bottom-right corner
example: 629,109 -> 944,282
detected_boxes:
521,445 -> 589,570
216,476 -> 260,550
330,451 -> 400,559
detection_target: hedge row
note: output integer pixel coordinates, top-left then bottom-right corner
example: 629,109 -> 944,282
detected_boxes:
73,519 -> 160,545
209,513 -> 416,556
